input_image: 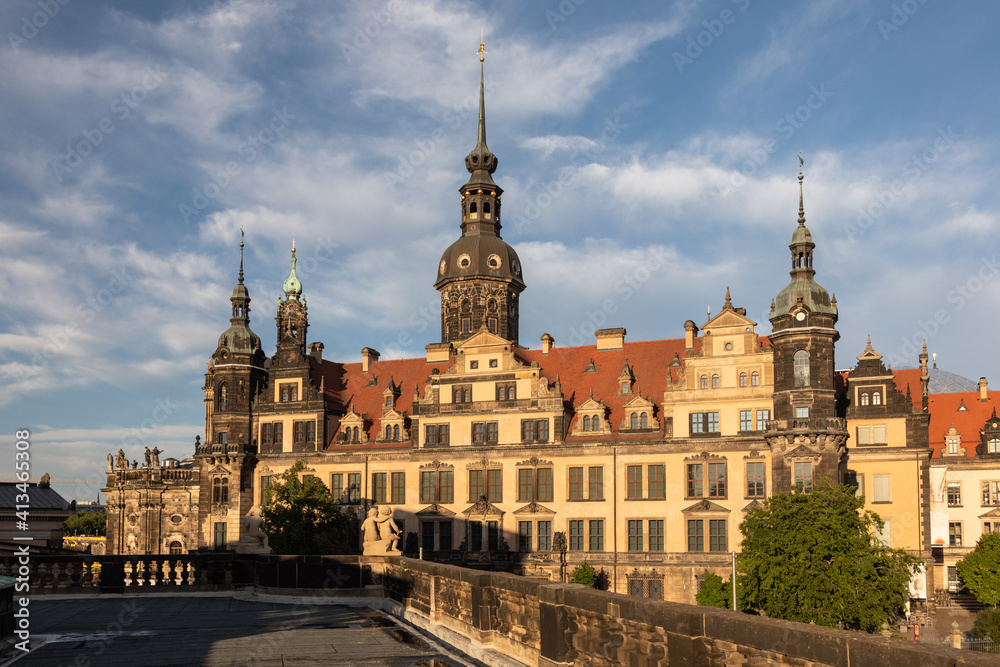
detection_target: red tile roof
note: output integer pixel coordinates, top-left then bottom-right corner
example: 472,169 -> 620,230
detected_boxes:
927,390 -> 1000,458
311,336 -> 770,448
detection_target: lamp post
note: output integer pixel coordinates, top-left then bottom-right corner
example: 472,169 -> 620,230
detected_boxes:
731,550 -> 737,611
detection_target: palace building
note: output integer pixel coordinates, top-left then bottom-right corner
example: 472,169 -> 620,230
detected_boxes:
104,46 -> 969,604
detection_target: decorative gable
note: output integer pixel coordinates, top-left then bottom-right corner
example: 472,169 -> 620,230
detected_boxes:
571,394 -> 611,436
513,502 -> 555,515
620,395 -> 660,431
462,497 -> 504,517
682,499 -> 730,513
375,408 -> 409,443
977,408 -> 1000,458
336,404 -> 368,444
417,504 -> 456,517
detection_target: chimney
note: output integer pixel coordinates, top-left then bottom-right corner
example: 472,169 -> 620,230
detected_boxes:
541,333 -> 554,355
595,327 -> 626,351
980,377 -> 988,402
684,320 -> 699,351
361,347 -> 380,373
309,342 -> 324,363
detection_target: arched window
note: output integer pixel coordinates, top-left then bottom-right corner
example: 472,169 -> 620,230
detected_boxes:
873,392 -> 882,406
386,425 -> 392,440
630,413 -> 638,429
169,542 -> 182,555
582,415 -> 591,431
861,393 -> 870,406
989,438 -> 1000,453
469,201 -> 478,218
700,375 -> 708,389
483,202 -> 491,218
213,478 -> 228,504
793,350 -> 810,387
751,371 -> 760,386
712,374 -> 720,388
393,424 -> 400,440
351,426 -> 359,442
217,383 -> 228,412
640,412 -> 648,428
739,372 -> 747,387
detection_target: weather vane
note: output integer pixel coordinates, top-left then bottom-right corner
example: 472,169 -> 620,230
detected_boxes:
478,29 -> 486,62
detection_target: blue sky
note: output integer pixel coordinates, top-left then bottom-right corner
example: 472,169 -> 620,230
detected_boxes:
1,0 -> 998,502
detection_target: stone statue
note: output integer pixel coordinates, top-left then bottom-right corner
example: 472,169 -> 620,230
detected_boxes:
151,447 -> 161,467
126,533 -> 137,554
132,460 -> 138,469
144,447 -> 152,466
361,506 -> 402,555
107,453 -> 115,471
236,505 -> 272,554
116,449 -> 127,469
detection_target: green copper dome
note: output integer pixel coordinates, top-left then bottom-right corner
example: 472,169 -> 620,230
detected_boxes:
283,242 -> 302,300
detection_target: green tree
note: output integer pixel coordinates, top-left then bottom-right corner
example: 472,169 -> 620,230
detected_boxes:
570,561 -> 597,587
957,532 -> 1000,606
696,571 -> 732,609
261,461 -> 357,555
737,481 -> 920,632
972,607 -> 1000,641
63,511 -> 106,536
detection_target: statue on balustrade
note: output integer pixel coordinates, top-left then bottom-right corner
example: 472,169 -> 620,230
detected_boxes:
236,505 -> 272,554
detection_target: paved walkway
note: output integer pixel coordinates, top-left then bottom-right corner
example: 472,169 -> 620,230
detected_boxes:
2,596 -> 478,666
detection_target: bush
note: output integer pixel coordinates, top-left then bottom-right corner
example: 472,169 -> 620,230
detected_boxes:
696,571 -> 732,609
972,607 -> 1000,640
570,561 -> 597,587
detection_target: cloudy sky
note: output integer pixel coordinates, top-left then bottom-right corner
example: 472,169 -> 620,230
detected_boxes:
1,0 -> 998,502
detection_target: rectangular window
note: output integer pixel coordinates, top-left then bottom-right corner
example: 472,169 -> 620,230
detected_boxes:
486,469 -> 502,502
878,519 -> 892,547
218,432 -> 227,445
746,461 -> 765,498
272,423 -> 282,448
740,410 -> 752,432
873,424 -> 886,444
470,522 -> 483,551
262,423 -> 273,447
709,519 -> 727,552
756,409 -> 770,431
518,521 -> 533,552
537,467 -> 553,502
214,522 -> 227,549
795,406 -> 809,418
687,519 -> 704,552
472,421 -> 498,444
420,471 -> 435,503
627,465 -> 643,499
687,464 -> 703,498
708,463 -> 726,498
426,424 -> 450,446
569,467 -> 584,500
293,420 -> 315,444
689,412 -> 720,434
279,382 -> 298,402
628,519 -> 643,551
372,472 -> 387,503
569,520 -> 584,551
947,482 -> 962,507
419,471 -> 454,504
520,419 -> 549,442
439,521 -> 452,551
439,470 -> 453,503
422,521 -> 435,553
259,475 -> 272,505
648,465 -> 665,499
857,425 -> 870,445
648,520 -> 664,551
794,461 -> 813,493
872,474 -> 891,503
949,522 -> 963,547
391,472 -> 405,503
469,470 -> 484,501
538,521 -> 552,551
948,438 -> 959,455
487,521 -> 499,551
588,519 -> 604,551
518,468 -> 535,502
331,473 -> 343,502
346,472 -> 361,504
983,481 -> 1000,506
588,467 -> 604,500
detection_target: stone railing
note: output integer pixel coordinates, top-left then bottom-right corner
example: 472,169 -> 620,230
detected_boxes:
379,557 -> 997,667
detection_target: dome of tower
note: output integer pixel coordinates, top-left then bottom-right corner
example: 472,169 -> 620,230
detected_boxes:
434,234 -> 524,289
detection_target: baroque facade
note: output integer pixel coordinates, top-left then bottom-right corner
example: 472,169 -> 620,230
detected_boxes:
104,48 -> 983,604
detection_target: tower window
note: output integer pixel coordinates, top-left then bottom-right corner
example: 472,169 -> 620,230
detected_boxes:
280,383 -> 298,402
793,350 -> 810,387
217,383 -> 228,412
461,318 -> 471,334
469,201 -> 478,219
213,477 -> 229,504
483,202 -> 491,219
487,318 -> 497,334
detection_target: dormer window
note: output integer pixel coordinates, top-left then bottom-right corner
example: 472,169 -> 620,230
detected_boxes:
385,396 -> 392,408
947,437 -> 959,455
872,391 -> 881,406
989,438 -> 1000,454
861,393 -> 870,406
641,412 -> 648,428
621,381 -> 630,394
280,383 -> 298,402
583,416 -> 591,431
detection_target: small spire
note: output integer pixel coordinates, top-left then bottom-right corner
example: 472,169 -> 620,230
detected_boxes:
478,30 -> 486,63
723,285 -> 733,310
238,228 -> 245,284
831,292 -> 837,306
797,153 -> 806,227
922,339 -> 928,354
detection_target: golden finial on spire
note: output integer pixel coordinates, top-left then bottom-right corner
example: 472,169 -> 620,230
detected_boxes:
797,153 -> 806,226
478,29 -> 486,62
291,238 -> 296,254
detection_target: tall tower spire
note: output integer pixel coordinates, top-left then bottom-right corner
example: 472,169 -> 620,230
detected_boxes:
277,239 -> 307,355
434,37 -> 525,345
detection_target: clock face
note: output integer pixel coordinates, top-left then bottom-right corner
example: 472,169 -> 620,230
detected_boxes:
795,312 -> 806,322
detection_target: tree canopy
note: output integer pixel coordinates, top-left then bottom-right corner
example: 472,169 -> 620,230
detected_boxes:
696,571 -> 733,609
957,531 -> 1000,606
737,482 -> 920,632
63,511 -> 106,536
261,461 -> 358,555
